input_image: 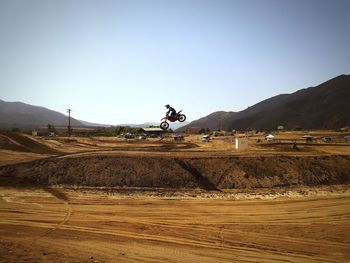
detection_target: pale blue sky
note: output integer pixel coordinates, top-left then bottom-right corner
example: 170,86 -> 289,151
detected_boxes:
1,0 -> 349,124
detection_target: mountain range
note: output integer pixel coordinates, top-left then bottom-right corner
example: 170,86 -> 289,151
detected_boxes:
0,100 -> 84,129
1,74 -> 349,131
0,100 -> 188,129
179,74 -> 350,131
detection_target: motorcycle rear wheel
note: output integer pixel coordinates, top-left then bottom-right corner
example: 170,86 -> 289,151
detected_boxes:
160,121 -> 169,130
178,114 -> 186,122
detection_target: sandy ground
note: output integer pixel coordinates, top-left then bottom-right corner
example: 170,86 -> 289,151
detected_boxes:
0,131 -> 349,262
0,187 -> 349,263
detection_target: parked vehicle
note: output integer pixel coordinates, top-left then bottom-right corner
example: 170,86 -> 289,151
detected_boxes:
322,137 -> 332,143
124,133 -> 135,139
202,135 -> 211,142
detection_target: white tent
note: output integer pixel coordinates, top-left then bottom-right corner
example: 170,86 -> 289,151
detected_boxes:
265,134 -> 274,141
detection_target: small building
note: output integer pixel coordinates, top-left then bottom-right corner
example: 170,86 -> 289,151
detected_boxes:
235,137 -> 249,151
141,127 -> 165,137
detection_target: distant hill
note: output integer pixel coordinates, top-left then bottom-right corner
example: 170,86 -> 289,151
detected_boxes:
180,74 -> 350,131
178,111 -> 236,131
0,99 -> 188,130
0,100 -> 83,129
78,119 -> 110,127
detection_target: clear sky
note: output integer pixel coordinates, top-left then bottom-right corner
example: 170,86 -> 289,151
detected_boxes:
1,0 -> 349,124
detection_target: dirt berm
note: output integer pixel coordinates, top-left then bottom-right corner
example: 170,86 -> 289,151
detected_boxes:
0,131 -> 60,154
1,155 -> 349,189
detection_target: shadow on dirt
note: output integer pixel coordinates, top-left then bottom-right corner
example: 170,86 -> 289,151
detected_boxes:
0,174 -> 69,202
42,187 -> 70,202
0,173 -> 35,187
174,159 -> 221,191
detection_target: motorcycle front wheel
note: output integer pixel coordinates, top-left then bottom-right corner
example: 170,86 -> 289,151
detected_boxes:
178,114 -> 186,122
160,121 -> 169,130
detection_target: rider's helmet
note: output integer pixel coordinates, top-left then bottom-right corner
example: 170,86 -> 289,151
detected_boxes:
165,104 -> 170,108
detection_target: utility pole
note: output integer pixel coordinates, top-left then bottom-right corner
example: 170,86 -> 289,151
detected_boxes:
67,109 -> 71,136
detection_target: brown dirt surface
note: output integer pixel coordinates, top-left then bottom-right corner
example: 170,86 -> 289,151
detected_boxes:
0,135 -> 30,152
0,131 -> 349,262
1,155 -> 349,189
0,131 -> 60,155
0,187 -> 349,262
2,131 -> 350,167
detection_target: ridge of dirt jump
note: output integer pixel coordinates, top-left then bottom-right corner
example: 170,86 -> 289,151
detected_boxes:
1,154 -> 349,189
0,131 -> 60,155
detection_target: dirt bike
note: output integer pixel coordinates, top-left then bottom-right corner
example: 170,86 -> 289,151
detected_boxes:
160,110 -> 186,130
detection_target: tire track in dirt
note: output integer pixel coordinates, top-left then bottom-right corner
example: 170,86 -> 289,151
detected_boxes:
30,224 -> 343,263
30,188 -> 72,245
1,188 -> 349,262
36,194 -> 348,262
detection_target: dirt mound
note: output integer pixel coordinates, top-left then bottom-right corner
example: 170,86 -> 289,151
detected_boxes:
0,135 -> 30,152
0,132 -> 60,154
1,155 -> 349,189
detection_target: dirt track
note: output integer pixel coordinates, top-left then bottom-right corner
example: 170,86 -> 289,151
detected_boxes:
0,187 -> 349,263
0,132 -> 349,262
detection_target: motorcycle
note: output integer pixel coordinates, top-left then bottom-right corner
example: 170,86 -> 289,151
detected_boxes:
160,110 -> 186,130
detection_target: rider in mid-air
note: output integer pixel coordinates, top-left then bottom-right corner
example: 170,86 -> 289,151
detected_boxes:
165,104 -> 176,120
160,104 -> 186,130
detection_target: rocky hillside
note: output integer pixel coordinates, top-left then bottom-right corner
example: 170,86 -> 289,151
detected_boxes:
180,74 -> 350,131
179,111 -> 236,131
